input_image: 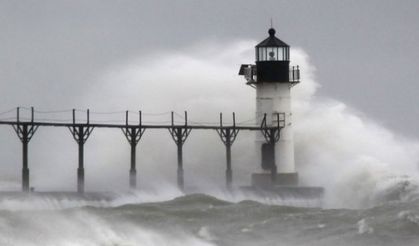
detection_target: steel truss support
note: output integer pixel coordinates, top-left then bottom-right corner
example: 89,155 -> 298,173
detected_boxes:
68,109 -> 94,194
168,111 -> 191,191
216,113 -> 239,189
260,113 -> 285,182
121,111 -> 145,189
12,107 -> 39,192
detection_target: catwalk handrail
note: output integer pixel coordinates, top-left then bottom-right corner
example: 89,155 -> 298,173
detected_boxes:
0,121 -> 272,130
0,107 -> 284,131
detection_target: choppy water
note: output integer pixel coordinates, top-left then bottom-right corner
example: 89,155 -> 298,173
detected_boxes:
0,192 -> 418,246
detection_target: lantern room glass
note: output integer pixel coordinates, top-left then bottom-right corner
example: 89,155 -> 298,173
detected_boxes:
256,46 -> 289,61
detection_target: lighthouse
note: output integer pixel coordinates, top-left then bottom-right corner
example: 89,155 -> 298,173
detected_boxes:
239,28 -> 300,187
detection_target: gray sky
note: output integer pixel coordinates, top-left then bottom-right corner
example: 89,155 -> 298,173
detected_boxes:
1,0 -> 419,137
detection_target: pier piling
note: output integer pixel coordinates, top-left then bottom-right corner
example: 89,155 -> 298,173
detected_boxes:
122,111 -> 145,189
69,109 -> 94,193
217,113 -> 239,189
169,111 -> 191,191
12,107 -> 38,192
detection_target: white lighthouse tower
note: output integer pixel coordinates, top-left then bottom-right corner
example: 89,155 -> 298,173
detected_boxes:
239,28 -> 300,187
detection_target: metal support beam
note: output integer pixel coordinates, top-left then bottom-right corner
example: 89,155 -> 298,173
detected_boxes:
78,135 -> 84,193
216,113 -> 239,189
68,109 -> 94,193
12,107 -> 39,192
260,113 -> 284,182
22,128 -> 29,191
121,111 -> 145,189
168,111 -> 191,191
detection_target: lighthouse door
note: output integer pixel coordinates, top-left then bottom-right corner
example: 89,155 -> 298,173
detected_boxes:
261,143 -> 275,170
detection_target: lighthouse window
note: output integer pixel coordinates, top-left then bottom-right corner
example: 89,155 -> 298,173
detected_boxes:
257,47 -> 268,61
264,47 -> 267,60
269,51 -> 275,60
259,47 -> 267,61
257,46 -> 290,61
268,47 -> 276,60
285,47 -> 289,60
278,48 -> 284,60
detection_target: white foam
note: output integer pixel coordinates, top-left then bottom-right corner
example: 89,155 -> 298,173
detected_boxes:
0,209 -> 216,246
357,218 -> 374,234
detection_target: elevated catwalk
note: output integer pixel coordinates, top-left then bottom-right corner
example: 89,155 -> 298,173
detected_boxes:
0,107 -> 292,194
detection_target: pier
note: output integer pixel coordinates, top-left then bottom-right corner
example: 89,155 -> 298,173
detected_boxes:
0,107 -> 284,193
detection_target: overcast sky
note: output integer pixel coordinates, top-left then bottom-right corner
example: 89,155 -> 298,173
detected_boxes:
1,0 -> 418,138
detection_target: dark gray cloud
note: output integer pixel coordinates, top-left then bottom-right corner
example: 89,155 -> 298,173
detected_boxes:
0,0 -> 418,137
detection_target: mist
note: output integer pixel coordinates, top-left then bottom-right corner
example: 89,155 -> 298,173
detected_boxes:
0,40 -> 418,209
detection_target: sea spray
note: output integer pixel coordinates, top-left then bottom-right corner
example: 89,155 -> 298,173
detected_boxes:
0,41 -> 418,209
90,41 -> 419,208
0,207 -> 216,246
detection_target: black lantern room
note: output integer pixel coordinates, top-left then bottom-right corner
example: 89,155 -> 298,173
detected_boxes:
256,28 -> 290,82
239,28 -> 299,84
256,28 -> 289,62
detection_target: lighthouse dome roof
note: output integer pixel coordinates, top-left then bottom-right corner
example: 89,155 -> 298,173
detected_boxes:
256,28 -> 289,47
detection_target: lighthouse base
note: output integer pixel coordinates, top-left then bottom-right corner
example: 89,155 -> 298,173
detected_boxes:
246,173 -> 324,204
240,185 -> 324,203
251,172 -> 298,188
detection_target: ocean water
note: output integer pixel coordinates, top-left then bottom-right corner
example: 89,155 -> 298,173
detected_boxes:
0,191 -> 418,246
